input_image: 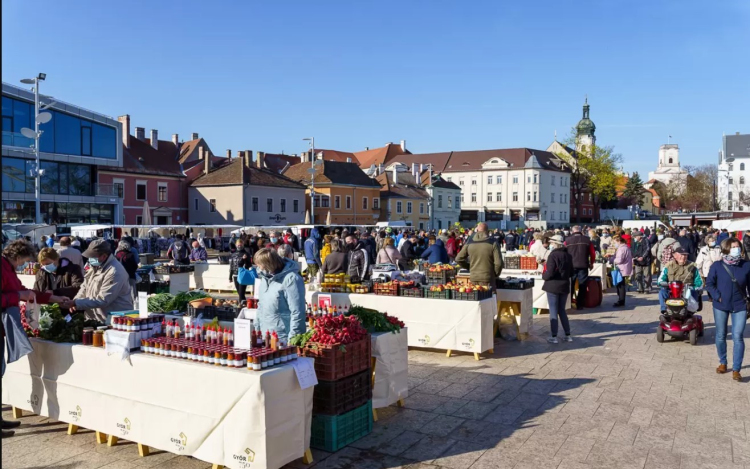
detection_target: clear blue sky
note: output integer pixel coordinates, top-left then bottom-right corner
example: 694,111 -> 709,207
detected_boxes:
3,0 -> 748,177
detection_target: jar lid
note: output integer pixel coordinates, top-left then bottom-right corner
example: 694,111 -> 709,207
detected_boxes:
97,326 -> 108,331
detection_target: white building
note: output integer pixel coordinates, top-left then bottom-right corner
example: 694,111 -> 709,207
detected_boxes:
648,144 -> 688,187
718,132 -> 750,211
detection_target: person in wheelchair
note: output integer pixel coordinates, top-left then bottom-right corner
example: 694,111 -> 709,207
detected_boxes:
657,246 -> 702,315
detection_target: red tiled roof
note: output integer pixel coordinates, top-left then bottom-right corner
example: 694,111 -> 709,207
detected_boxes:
353,143 -> 410,169
375,171 -> 429,200
388,152 -> 453,173
263,153 -> 301,173
443,148 -> 567,173
178,138 -> 212,164
190,158 -> 305,189
99,136 -> 184,177
283,160 -> 380,187
315,149 -> 360,164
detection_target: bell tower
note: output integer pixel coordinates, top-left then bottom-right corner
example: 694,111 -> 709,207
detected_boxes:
576,96 -> 596,150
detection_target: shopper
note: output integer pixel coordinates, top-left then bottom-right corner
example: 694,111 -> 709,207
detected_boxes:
115,241 -> 139,306
657,246 -> 703,313
677,229 -> 697,262
631,231 -> 652,293
320,235 -> 333,265
376,237 -> 402,267
346,235 -> 371,283
167,235 -> 191,265
33,247 -> 84,302
611,235 -> 633,307
704,237 -> 748,381
229,239 -> 253,304
2,240 -> 70,438
322,239 -> 348,275
564,226 -> 595,310
304,228 -> 322,281
62,239 -> 134,322
421,236 -> 449,264
530,233 -> 550,268
455,222 -> 503,288
696,234 -> 722,300
542,235 -> 574,343
56,236 -> 85,270
254,248 -> 306,344
189,241 -> 208,262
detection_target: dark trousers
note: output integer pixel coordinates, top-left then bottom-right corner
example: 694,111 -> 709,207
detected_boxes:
571,268 -> 589,307
234,278 -> 248,303
616,279 -> 627,304
547,292 -> 571,337
633,265 -> 651,292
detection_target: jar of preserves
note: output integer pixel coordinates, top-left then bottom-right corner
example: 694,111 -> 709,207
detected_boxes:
93,331 -> 104,347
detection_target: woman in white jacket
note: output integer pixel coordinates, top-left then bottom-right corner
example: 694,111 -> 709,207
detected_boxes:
695,234 -> 722,300
529,232 -> 550,271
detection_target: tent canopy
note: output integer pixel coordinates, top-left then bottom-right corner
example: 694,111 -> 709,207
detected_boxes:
723,217 -> 750,233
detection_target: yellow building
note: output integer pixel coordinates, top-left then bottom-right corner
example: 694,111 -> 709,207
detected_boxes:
375,168 -> 430,230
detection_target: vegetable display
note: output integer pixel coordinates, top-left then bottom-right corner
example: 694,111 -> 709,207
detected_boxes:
307,315 -> 368,346
289,330 -> 314,348
347,305 -> 405,334
147,293 -> 175,313
23,303 -> 101,343
168,291 -> 212,313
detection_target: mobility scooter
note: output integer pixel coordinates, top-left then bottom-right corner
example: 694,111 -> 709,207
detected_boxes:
657,280 -> 704,345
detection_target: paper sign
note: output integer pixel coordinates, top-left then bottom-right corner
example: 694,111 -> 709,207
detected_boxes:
318,294 -> 332,311
139,292 -> 149,318
234,318 -> 252,349
291,359 -> 318,390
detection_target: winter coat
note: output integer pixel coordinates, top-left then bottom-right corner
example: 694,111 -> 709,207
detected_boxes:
743,236 -> 750,260
676,236 -> 696,261
362,237 -> 377,264
228,247 -> 253,280
455,231 -> 503,284
504,233 -> 517,251
565,233 -> 596,269
322,252 -> 348,275
421,239 -> 449,264
304,229 -> 322,266
445,237 -> 458,258
612,244 -> 634,277
399,240 -> 416,262
1,257 -> 52,309
716,231 -> 729,245
631,239 -> 652,267
658,261 -> 703,288
347,242 -> 370,283
57,246 -> 85,270
320,243 -> 332,264
376,246 -> 402,266
695,245 -> 722,278
255,258 -> 306,344
655,237 -> 679,261
73,254 -> 134,322
33,258 -> 84,299
115,250 -> 139,279
705,259 -> 750,312
530,240 -> 550,266
542,246 -> 574,295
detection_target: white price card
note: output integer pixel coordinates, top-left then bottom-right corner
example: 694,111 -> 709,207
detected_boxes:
291,359 -> 318,390
139,292 -> 149,318
233,318 -> 252,350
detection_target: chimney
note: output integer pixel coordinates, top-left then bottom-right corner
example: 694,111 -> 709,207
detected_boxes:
117,115 -> 130,149
400,140 -> 407,152
191,132 -> 199,140
366,147 -> 369,151
235,151 -> 242,161
244,150 -> 252,170
378,163 -> 384,175
135,127 -> 145,141
256,151 -> 265,169
150,129 -> 158,150
412,163 -> 418,179
392,166 -> 398,186
226,149 -> 232,159
172,134 -> 179,146
204,149 -> 211,175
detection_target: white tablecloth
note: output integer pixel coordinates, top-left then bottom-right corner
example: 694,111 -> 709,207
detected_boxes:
371,330 -> 408,408
191,263 -> 236,291
496,288 -> 534,335
2,339 -> 313,469
306,292 -> 496,354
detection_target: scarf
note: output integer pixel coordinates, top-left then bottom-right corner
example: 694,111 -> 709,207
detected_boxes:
723,254 -> 741,266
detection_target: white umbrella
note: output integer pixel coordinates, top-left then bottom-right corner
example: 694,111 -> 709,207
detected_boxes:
139,202 -> 152,237
304,210 -> 311,224
325,210 -> 332,226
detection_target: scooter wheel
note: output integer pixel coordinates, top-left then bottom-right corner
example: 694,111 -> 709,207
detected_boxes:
656,327 -> 665,343
689,329 -> 698,345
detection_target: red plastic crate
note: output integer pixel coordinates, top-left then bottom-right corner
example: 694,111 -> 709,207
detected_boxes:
299,335 -> 371,381
520,256 -> 538,270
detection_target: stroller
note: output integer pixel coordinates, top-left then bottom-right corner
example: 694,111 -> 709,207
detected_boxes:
657,280 -> 704,345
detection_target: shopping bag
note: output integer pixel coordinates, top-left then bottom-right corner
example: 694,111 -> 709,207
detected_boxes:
610,269 -> 623,286
237,267 -> 257,286
25,298 -> 41,330
2,306 -> 34,365
684,288 -> 699,313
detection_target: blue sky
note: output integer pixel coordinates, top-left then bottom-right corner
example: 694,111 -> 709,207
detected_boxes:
3,0 -> 748,177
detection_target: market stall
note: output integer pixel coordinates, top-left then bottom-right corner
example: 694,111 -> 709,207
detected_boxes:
370,329 -> 408,411
2,339 -> 313,469
495,287 -> 534,339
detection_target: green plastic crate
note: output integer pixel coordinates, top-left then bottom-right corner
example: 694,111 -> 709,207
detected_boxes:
310,400 -> 373,452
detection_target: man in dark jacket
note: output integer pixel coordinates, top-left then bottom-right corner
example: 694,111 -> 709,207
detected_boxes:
504,231 -> 517,252
455,223 -> 503,288
346,236 -> 370,282
421,237 -> 449,264
564,226 -> 595,310
361,231 -> 377,264
631,231 -> 652,293
542,235 -> 574,343
676,229 -> 696,262
743,231 -> 750,260
399,233 -> 417,268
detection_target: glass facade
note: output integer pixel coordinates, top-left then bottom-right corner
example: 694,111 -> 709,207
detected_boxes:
2,157 -> 93,195
2,95 -> 117,159
2,201 -> 114,225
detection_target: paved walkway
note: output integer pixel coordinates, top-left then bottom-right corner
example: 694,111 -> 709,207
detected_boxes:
3,290 -> 748,469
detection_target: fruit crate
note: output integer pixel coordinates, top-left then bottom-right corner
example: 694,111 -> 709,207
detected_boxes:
520,256 -> 538,270
311,400 -> 373,452
399,286 -> 424,298
422,286 -> 452,300
298,335 -> 371,381
373,283 -> 399,296
497,278 -> 534,290
453,289 -> 493,301
313,368 -> 372,416
426,269 -> 456,284
186,305 -> 236,321
504,256 -> 521,270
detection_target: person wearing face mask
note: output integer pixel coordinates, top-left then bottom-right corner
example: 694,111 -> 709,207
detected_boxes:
657,246 -> 703,315
229,240 -> 253,304
33,248 -> 84,311
254,248 -> 306,344
695,234 -> 722,301
61,239 -> 134,322
610,235 -> 633,307
346,235 -> 371,283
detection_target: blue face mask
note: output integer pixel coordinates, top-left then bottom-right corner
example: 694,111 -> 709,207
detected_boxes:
730,247 -> 742,258
19,261 -> 29,270
42,263 -> 57,273
270,238 -> 278,244
88,257 -> 101,267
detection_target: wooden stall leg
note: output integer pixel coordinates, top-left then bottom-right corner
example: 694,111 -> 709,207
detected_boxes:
67,424 -> 79,435
302,448 -> 314,465
372,408 -> 378,422
397,398 -> 405,407
445,349 -> 452,358
107,435 -> 119,447
489,349 -> 494,354
96,431 -> 107,444
212,465 -> 224,469
12,407 -> 23,419
474,353 -> 480,361
138,443 -> 150,457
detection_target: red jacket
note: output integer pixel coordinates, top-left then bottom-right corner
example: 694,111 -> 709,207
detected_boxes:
1,257 -> 51,310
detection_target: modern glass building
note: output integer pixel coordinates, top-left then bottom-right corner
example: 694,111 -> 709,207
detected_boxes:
2,82 -> 123,228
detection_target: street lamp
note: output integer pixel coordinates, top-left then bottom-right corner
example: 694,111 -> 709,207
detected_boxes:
20,73 -> 50,224
302,138 -> 323,224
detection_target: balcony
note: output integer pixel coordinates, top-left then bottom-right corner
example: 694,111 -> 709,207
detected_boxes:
95,183 -> 123,197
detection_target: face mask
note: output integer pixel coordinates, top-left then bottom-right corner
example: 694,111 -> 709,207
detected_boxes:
708,241 -> 716,247
563,231 -> 569,236
658,235 -> 664,240
548,244 -> 556,251
730,247 -> 742,257
42,263 -> 57,273
270,238 -> 278,244
88,257 -> 101,267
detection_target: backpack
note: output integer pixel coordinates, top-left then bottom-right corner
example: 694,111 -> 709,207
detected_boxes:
661,241 -> 675,265
172,240 -> 187,260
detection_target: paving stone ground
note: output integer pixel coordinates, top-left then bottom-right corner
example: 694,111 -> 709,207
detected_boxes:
3,289 -> 749,469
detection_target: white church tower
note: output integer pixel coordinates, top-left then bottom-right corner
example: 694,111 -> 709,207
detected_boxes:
648,143 -> 688,186
575,97 -> 596,150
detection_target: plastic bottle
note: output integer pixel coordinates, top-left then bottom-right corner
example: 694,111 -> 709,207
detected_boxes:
264,330 -> 271,348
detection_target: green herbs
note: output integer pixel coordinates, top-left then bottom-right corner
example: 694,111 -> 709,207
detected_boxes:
36,303 -> 101,343
147,293 -> 175,313
289,330 -> 315,348
346,305 -> 405,334
146,291 -> 212,313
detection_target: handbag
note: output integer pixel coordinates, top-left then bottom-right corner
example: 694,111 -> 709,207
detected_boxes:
237,267 -> 257,286
2,305 -> 35,366
720,263 -> 750,320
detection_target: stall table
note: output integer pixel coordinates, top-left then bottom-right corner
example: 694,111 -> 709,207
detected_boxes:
191,263 -> 237,292
370,329 -> 408,418
2,339 -> 313,469
495,288 -> 533,339
305,291 -> 496,360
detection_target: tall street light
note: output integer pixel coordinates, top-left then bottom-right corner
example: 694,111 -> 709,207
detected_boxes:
302,138 -> 323,224
20,73 -> 50,224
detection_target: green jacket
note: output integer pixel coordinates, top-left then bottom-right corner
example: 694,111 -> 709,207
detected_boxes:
658,261 -> 703,288
455,231 -> 503,283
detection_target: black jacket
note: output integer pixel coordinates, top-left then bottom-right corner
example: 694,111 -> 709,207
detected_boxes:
631,239 -> 652,266
322,252 -> 348,275
505,233 -> 517,251
347,242 -> 370,282
564,233 -> 593,269
229,247 -> 253,280
399,240 -> 416,261
542,247 -> 574,295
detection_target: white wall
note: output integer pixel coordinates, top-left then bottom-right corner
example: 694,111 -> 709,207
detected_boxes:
243,185 -> 306,226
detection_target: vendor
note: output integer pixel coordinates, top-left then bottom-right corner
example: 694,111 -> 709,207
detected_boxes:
189,241 -> 208,262
33,247 -> 84,304
322,239 -> 348,275
254,248 -> 306,344
455,222 -> 503,288
421,236 -> 449,264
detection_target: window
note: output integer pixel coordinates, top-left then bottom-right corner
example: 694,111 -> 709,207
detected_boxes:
471,193 -> 477,202
136,182 -> 147,201
551,212 -> 556,220
669,158 -> 673,164
729,164 -> 734,171
438,195 -> 443,208
487,193 -> 493,202
527,191 -> 531,201
512,176 -> 518,184
560,211 -> 563,220
742,163 -> 746,171
252,197 -> 259,212
487,175 -> 493,185
447,196 -> 452,208
544,210 -> 547,219
335,196 -> 341,209
741,176 -> 746,185
496,175 -> 502,184
407,202 -> 413,214
346,196 -> 352,210
81,125 -> 92,156
209,199 -> 216,212
533,192 -> 537,202
321,196 -> 330,208
373,198 -> 380,209
396,201 -> 403,213
533,174 -> 538,184
729,177 -> 734,185
459,179 -> 464,186
729,192 -> 733,201
471,179 -> 476,185
456,196 -> 461,207
496,192 -> 502,202
446,177 -> 452,182
551,193 -> 555,203
280,199 -> 286,212
363,197 -> 368,210
194,198 -> 198,211
420,203 -> 424,214
266,198 -> 273,212
293,200 -> 299,213
587,209 -> 592,216
527,176 -> 531,183
512,192 -> 518,202
136,215 -> 143,225
158,183 -> 167,202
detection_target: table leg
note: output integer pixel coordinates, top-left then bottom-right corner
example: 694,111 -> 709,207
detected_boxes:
67,424 -> 79,435
212,465 -> 224,469
446,349 -> 452,358
372,408 -> 378,422
302,448 -> 314,465
473,353 -> 480,361
12,407 -> 23,419
397,398 -> 405,407
107,435 -> 119,447
138,443 -> 150,457
96,431 -> 107,444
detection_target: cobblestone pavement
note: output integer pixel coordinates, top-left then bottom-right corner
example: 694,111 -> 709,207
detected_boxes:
3,290 -> 749,469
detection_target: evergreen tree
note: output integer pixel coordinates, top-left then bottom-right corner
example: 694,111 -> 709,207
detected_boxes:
623,172 -> 645,206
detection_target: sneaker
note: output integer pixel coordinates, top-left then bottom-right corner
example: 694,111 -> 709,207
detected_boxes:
563,335 -> 573,343
547,336 -> 559,344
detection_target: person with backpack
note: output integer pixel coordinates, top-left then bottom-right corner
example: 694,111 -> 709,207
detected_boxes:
167,235 -> 190,265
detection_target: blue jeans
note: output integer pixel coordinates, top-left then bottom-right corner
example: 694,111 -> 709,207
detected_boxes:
713,308 -> 746,372
547,292 -> 570,337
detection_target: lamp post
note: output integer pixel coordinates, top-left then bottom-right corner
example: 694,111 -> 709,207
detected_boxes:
302,138 -> 323,224
20,73 -> 50,224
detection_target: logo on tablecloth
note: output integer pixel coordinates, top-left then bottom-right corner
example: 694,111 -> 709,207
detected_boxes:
27,394 -> 39,407
233,448 -> 256,467
171,432 -> 187,452
461,338 -> 476,349
418,335 -> 431,346
117,417 -> 131,436
69,405 -> 82,422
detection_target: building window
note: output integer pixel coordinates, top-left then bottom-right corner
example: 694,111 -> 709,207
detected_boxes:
551,212 -> 556,220
471,193 -> 477,203
446,177 -> 452,182
729,164 -> 734,171
252,197 -> 259,212
741,177 -> 746,185
729,177 -> 734,185
373,198 -> 380,209
136,215 -> 143,225
533,174 -> 538,184
533,191 -> 537,202
487,193 -> 493,202
456,196 -> 461,207
560,211 -> 563,220
194,198 -> 198,211
280,199 -> 286,212
293,199 -> 299,213
551,176 -> 555,186
487,175 -> 492,185
363,197 -> 368,210
267,198 -> 273,212
459,179 -> 464,186
321,196 -> 330,208
512,176 -> 518,184
729,192 -> 733,201
471,179 -> 476,186
396,201 -> 402,213
742,163 -> 746,171
527,191 -> 531,201
438,195 -> 443,208
447,196 -> 452,208
209,199 -> 216,213
420,203 -> 424,214
527,176 -> 531,183
346,196 -> 352,209
460,194 -> 464,203
496,192 -> 501,202
496,175 -> 502,184
158,183 -> 167,202
513,192 -> 518,202
551,193 -> 556,203
407,202 -> 413,213
335,196 -> 341,209
136,182 -> 146,201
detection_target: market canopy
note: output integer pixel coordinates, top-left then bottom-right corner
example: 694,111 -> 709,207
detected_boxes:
723,217 -> 750,233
